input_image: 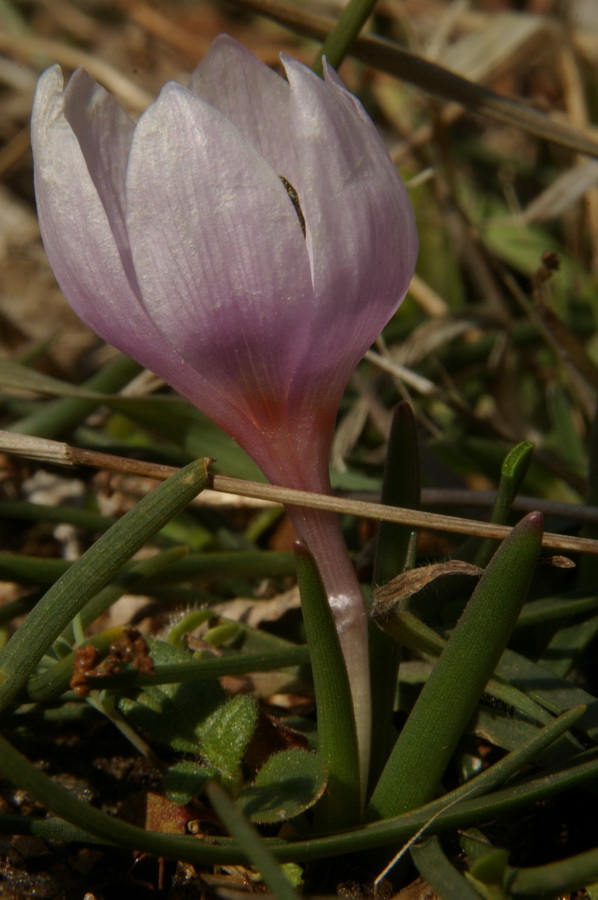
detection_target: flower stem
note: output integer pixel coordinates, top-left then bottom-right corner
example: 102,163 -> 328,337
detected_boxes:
287,503 -> 371,799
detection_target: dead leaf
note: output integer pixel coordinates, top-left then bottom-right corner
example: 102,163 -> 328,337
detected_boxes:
373,561 -> 483,618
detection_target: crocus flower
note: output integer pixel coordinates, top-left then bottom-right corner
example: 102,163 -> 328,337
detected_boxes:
31,35 -> 418,790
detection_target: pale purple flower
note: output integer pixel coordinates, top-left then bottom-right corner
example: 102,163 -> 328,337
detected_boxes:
31,35 -> 418,792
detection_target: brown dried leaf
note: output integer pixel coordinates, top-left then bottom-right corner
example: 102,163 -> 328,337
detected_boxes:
373,561 -> 483,617
540,555 -> 576,569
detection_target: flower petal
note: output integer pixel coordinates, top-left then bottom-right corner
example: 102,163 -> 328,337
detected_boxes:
189,35 -> 296,175
31,67 -> 207,401
62,68 -> 135,275
32,67 -> 141,347
126,82 -> 315,420
282,57 -> 418,391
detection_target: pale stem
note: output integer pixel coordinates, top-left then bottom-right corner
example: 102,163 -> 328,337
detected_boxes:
286,502 -> 371,797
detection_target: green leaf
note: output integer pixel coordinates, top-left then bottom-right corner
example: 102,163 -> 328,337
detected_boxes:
471,441 -> 534,567
482,217 -> 595,308
206,781 -> 302,900
546,384 -> 586,475
0,458 -> 211,712
579,399 -> 598,585
411,835 -> 486,900
60,546 -> 188,643
0,707 -> 590,864
0,359 -> 100,398
0,357 -> 263,478
312,0 -> 378,73
0,550 -> 296,589
7,354 -> 142,438
370,401 -> 420,790
368,512 -> 544,820
374,401 -> 421,587
105,396 -> 264,479
294,542 -> 361,830
118,639 -> 257,790
164,760 -> 216,805
471,848 -> 510,885
237,749 -> 327,823
495,648 -> 598,743
200,694 -> 258,792
49,645 -> 310,697
505,846 -> 598,897
536,611 -> 598,679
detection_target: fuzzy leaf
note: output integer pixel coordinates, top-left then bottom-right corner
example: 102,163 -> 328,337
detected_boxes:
236,749 -> 327,823
164,760 -> 217,805
118,638 -> 257,789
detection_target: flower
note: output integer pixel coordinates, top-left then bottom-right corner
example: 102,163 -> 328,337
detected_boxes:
31,34 -> 417,496
31,35 -> 418,789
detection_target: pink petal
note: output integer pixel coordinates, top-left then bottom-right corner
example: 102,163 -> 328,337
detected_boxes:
31,68 -> 212,405
62,69 -> 135,274
189,35 -> 297,175
126,82 -> 315,421
32,67 -> 142,348
282,57 -> 418,395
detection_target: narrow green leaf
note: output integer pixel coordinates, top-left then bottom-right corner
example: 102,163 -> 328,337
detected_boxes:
536,612 -> 598,678
0,707 -> 589,864
496,648 -> 598,743
28,646 -> 310,702
7,354 -> 141,438
0,357 -> 263,479
26,626 -> 130,703
0,499 -> 117,533
294,541 -> 361,830
312,0 -> 378,74
105,396 -> 264,479
470,848 -> 510,887
459,828 -> 497,864
0,358 -> 109,399
367,512 -> 543,820
0,550 -> 295,589
411,835 -> 486,900
370,401 -> 420,789
470,704 -> 580,768
506,846 -> 598,897
0,458 -> 211,712
0,555 -> 69,586
374,402 -> 420,587
60,546 -> 188,643
231,0 -> 598,156
0,732 -> 239,865
472,441 -> 534,567
546,384 -> 586,475
206,781 -> 302,900
517,589 -> 598,627
374,604 -> 557,729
